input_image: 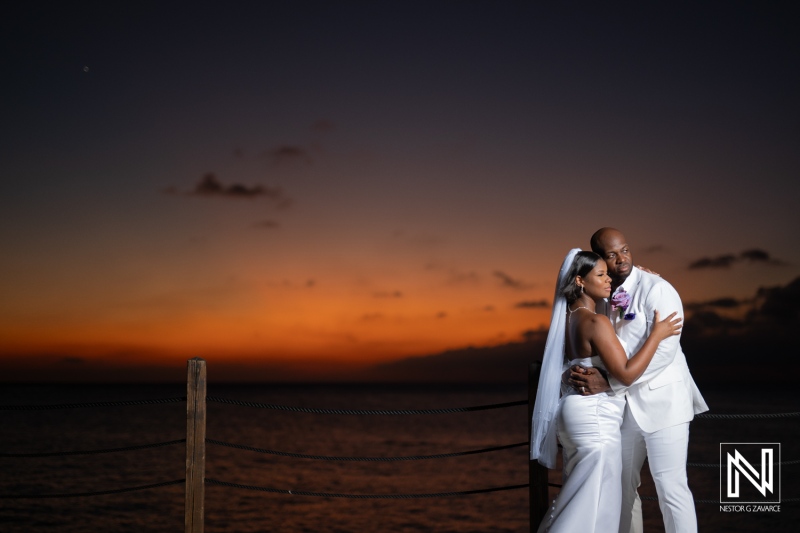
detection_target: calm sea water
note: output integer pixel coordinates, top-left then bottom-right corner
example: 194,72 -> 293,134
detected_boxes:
0,383 -> 797,532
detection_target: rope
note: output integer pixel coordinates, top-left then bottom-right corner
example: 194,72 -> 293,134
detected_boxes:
687,459 -> 800,468
0,439 -> 186,458
206,439 -> 526,461
206,478 -> 528,498
695,411 -> 800,420
0,479 -> 184,499
0,397 -> 186,411
641,495 -> 798,504
206,396 -> 527,415
1,394 -> 797,420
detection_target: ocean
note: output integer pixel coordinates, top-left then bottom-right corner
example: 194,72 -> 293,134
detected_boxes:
1,383 -> 797,532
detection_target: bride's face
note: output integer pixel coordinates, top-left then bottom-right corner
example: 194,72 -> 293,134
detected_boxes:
578,259 -> 613,300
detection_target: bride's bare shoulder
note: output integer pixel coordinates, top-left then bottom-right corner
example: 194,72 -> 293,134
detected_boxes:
585,312 -> 613,330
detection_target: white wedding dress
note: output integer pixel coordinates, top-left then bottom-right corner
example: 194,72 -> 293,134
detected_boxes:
537,356 -> 626,533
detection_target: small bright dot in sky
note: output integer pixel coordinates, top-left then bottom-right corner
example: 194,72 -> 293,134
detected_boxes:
83,66 -> 89,72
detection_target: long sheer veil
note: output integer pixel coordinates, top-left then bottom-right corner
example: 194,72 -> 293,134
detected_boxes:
530,248 -> 580,468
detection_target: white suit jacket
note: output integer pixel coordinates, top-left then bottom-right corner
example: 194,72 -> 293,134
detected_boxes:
600,267 -> 708,432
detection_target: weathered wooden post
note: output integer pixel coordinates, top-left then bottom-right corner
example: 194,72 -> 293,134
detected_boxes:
186,358 -> 207,533
528,362 -> 549,532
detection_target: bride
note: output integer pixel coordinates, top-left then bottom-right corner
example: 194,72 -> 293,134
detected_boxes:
530,249 -> 681,533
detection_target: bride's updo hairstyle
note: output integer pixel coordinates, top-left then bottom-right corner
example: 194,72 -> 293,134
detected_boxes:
561,251 -> 602,304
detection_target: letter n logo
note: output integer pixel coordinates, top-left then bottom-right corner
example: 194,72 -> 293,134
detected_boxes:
720,443 -> 780,504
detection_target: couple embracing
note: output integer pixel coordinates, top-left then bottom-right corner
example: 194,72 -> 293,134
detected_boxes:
531,228 -> 709,533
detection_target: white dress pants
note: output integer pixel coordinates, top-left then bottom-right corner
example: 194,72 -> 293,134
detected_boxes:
538,392 -> 626,533
619,403 -> 696,533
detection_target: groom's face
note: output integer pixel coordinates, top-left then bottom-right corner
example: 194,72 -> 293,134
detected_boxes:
596,231 -> 633,285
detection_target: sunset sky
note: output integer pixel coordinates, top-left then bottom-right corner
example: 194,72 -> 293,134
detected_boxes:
2,1 -> 798,382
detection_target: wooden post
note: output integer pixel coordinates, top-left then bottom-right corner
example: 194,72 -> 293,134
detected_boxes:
185,358 -> 207,533
528,362 -> 549,532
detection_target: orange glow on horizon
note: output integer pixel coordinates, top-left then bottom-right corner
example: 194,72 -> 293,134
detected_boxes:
0,262 -> 555,377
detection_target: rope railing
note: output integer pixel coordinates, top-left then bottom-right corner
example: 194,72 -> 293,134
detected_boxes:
0,397 -> 186,410
205,478 -> 530,499
2,358 -> 798,533
0,479 -> 185,499
206,396 -> 527,414
695,411 -> 800,419
5,435 -> 798,469
2,395 -> 796,420
2,396 -> 798,425
687,458 -> 800,468
0,439 -> 186,458
206,438 -> 527,461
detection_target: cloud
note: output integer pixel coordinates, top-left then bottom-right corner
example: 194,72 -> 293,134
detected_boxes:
684,297 -> 745,312
514,300 -> 550,309
446,269 -> 480,285
363,330 -> 547,383
688,254 -> 738,269
424,262 -> 479,286
493,270 -> 533,290
194,173 -> 269,198
266,145 -> 312,165
640,245 -> 666,254
165,173 -> 291,205
373,290 -> 403,298
392,230 -> 446,249
253,219 -> 280,229
683,276 -> 800,337
362,277 -> 800,385
435,311 -> 447,319
688,249 -> 785,269
360,313 -> 384,321
278,278 -> 316,289
740,249 -> 785,265
749,276 -> 800,323
312,119 -> 335,133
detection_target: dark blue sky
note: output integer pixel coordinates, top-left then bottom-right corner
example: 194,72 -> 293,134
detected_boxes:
2,1 -> 799,381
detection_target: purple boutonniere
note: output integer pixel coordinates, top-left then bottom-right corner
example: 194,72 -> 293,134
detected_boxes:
611,288 -> 632,319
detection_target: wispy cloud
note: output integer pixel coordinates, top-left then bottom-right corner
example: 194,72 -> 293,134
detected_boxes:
688,249 -> 786,269
688,254 -> 738,269
640,245 -> 666,254
278,278 -> 317,289
253,219 -> 280,230
392,230 -> 446,249
193,173 -> 275,198
312,119 -> 335,133
684,276 -> 800,337
165,173 -> 292,206
684,297 -> 746,312
424,262 -> 480,286
514,300 -> 550,309
373,290 -> 403,299
265,145 -> 312,165
493,270 -> 533,290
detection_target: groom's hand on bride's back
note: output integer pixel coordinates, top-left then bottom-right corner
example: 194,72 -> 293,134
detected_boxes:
567,365 -> 611,395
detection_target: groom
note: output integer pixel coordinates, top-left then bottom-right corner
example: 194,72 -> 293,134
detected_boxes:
569,228 -> 708,533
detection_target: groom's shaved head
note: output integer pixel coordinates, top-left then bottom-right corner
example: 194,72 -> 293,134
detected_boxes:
590,227 -> 624,255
